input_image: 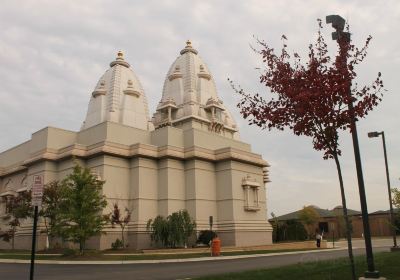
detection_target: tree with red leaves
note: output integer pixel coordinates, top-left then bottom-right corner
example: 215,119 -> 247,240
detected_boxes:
232,20 -> 384,280
111,203 -> 132,248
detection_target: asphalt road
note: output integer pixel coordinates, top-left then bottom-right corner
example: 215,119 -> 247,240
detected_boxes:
0,239 -> 393,280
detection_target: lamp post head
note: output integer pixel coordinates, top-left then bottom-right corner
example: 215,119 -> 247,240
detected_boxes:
326,15 -> 350,42
368,131 -> 381,138
326,15 -> 345,31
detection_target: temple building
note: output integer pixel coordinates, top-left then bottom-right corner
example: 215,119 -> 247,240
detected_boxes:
0,41 -> 272,250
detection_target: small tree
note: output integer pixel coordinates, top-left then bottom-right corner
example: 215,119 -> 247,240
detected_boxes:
393,188 -> 400,233
393,188 -> 400,209
285,219 -> 308,241
147,210 -> 196,248
232,19 -> 384,279
168,210 -> 196,248
298,206 -> 320,239
1,191 -> 32,249
111,203 -> 132,248
270,212 -> 280,242
58,164 -> 108,254
39,181 -> 65,248
147,215 -> 169,247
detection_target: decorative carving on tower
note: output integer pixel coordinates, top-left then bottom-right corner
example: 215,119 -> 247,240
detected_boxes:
155,98 -> 178,128
153,41 -> 239,139
81,51 -> 152,131
92,80 -> 107,98
123,80 -> 141,97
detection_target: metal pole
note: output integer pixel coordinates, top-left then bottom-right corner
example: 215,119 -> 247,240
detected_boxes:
349,109 -> 378,277
326,14 -> 380,279
30,206 -> 39,280
381,132 -> 398,248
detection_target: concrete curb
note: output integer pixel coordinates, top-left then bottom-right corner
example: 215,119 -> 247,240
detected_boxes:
0,248 -> 346,265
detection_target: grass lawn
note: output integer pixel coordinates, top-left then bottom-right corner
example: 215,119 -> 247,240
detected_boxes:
0,248 -> 322,261
196,251 -> 400,280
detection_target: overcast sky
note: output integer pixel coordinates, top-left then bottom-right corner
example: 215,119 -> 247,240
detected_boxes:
0,0 -> 399,217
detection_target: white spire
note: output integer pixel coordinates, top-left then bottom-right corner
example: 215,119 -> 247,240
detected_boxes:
153,41 -> 238,138
81,51 -> 153,131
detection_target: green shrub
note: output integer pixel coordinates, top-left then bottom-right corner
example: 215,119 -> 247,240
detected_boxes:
111,238 -> 124,250
147,210 -> 196,248
273,219 -> 308,242
197,230 -> 217,246
62,248 -> 78,256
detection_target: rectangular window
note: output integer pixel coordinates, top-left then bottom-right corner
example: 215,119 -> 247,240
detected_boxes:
242,176 -> 261,212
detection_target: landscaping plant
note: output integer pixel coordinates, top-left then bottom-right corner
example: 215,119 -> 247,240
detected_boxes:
147,210 -> 196,248
57,163 -> 108,254
231,19 -> 384,280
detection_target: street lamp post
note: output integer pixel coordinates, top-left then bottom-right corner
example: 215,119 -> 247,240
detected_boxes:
368,131 -> 398,250
326,15 -> 381,279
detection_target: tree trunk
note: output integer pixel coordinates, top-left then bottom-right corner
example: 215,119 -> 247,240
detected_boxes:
79,240 -> 84,255
333,153 -> 356,280
121,226 -> 125,248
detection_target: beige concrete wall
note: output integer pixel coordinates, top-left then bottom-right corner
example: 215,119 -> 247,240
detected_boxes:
45,127 -> 77,150
127,231 -> 152,250
130,157 -> 158,227
0,232 -> 48,251
101,156 -> 130,200
185,159 -> 217,229
78,122 -> 152,147
77,122 -> 108,145
184,128 -> 250,151
29,128 -> 49,155
158,159 -> 185,217
0,141 -> 30,167
57,158 -> 84,180
0,122 -> 272,250
230,161 -> 266,221
29,127 -> 76,154
106,122 -> 151,146
215,161 -> 234,222
0,171 -> 27,193
151,126 -> 184,148
217,231 -> 272,247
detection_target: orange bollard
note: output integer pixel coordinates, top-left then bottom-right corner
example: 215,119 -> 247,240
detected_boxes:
211,237 -> 221,256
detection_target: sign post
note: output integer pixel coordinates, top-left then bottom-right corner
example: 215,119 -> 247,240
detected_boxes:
30,175 -> 43,280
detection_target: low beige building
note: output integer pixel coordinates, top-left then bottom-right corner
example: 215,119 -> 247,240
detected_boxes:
0,41 -> 272,250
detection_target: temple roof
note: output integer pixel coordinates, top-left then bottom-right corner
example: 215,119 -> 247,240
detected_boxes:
153,41 -> 238,136
81,51 -> 153,131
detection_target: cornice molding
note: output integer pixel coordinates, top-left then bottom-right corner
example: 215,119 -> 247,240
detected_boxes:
0,142 -> 269,177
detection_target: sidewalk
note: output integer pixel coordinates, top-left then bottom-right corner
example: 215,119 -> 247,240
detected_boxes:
0,247 -> 344,265
138,240 -> 327,255
0,240 -> 330,265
